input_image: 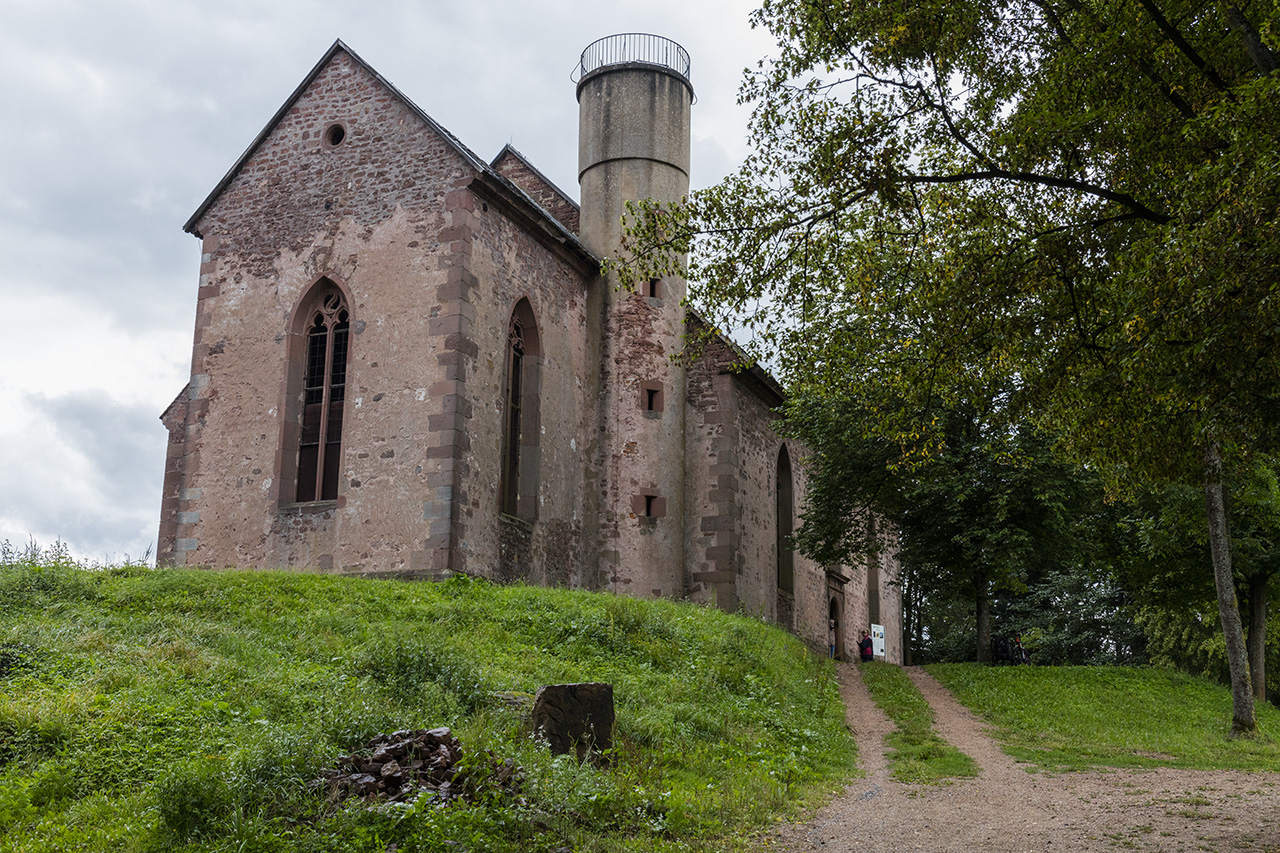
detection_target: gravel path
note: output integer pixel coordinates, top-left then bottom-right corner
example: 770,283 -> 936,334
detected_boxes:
761,663 -> 1280,853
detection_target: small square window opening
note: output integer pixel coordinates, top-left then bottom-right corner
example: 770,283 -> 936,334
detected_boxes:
640,382 -> 664,416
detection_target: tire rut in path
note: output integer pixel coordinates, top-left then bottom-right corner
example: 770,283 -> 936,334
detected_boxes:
760,664 -> 1280,853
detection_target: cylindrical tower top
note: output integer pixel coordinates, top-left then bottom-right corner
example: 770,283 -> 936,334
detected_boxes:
574,33 -> 693,97
576,32 -> 694,252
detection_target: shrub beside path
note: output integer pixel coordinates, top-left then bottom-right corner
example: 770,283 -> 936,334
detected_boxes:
762,664 -> 1280,852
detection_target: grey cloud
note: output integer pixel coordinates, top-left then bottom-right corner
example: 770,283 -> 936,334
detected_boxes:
0,392 -> 167,561
0,0 -> 770,562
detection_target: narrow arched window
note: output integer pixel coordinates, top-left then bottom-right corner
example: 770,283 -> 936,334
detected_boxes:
776,444 -> 795,594
501,319 -> 525,515
296,291 -> 349,502
500,299 -> 541,520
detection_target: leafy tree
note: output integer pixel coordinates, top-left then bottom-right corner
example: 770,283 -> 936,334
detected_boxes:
999,565 -> 1148,666
1126,458 -> 1280,701
783,388 -> 1121,664
619,0 -> 1279,733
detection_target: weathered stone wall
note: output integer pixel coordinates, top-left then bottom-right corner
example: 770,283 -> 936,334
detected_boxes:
595,289 -> 689,600
156,391 -> 190,563
682,323 -> 902,661
164,51 -> 479,572
725,372 -> 786,620
874,529 -> 904,664
683,330 -> 808,621
577,64 -> 693,603
491,147 -> 580,235
684,331 -> 745,611
455,187 -> 595,586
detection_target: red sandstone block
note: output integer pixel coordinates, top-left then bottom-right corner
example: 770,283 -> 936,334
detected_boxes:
704,545 -> 735,562
428,412 -> 465,433
438,394 -> 472,417
436,351 -> 463,367
440,259 -> 476,281
444,189 -> 474,211
428,314 -> 468,337
436,281 -> 471,302
442,335 -> 478,358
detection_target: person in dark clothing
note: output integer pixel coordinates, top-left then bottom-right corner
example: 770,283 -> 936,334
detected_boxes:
858,630 -> 874,662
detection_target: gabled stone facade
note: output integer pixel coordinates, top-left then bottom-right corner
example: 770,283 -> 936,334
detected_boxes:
157,38 -> 902,663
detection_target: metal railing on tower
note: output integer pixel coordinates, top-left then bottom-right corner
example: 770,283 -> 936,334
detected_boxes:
574,33 -> 691,83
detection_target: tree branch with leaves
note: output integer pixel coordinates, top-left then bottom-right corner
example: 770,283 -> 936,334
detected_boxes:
618,0 -> 1279,733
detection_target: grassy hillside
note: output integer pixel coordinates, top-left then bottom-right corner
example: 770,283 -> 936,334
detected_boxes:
930,663 -> 1280,771
0,552 -> 855,852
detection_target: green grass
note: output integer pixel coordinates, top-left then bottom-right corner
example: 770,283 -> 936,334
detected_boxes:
857,662 -> 978,784
928,663 -> 1280,771
0,549 -> 856,852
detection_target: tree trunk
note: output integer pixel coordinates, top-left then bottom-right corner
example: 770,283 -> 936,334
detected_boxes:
1225,5 -> 1279,74
902,570 -> 914,666
913,579 -> 925,659
975,568 -> 992,664
1203,441 -> 1257,734
1247,571 -> 1268,703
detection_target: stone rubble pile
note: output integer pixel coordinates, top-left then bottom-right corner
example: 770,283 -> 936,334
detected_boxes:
315,726 -> 524,804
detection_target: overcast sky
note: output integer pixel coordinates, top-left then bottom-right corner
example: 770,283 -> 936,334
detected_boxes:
0,0 -> 777,563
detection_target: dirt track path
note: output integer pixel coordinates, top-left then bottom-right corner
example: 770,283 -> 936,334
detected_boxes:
761,664 -> 1280,853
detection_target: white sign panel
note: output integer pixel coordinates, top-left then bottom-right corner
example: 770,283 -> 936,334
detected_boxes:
871,623 -> 886,658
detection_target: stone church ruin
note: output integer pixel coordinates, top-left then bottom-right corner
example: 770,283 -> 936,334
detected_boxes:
155,35 -> 901,662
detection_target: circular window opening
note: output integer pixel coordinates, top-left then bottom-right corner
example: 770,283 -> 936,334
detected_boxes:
324,123 -> 347,147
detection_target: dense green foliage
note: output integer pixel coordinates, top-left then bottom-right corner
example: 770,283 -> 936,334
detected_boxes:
856,663 -> 977,783
784,392 -> 1147,665
0,546 -> 855,852
1123,460 -> 1280,702
930,664 -> 1280,770
618,0 -> 1280,731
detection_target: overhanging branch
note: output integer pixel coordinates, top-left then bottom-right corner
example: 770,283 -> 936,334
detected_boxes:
904,170 -> 1172,223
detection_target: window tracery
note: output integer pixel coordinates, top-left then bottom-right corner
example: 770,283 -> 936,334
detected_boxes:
296,290 -> 349,502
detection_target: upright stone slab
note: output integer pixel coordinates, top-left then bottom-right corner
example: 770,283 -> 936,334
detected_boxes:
531,682 -> 614,763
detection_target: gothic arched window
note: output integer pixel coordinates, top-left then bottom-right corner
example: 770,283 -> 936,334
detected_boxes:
500,299 -> 541,520
295,290 -> 349,502
777,444 -> 795,594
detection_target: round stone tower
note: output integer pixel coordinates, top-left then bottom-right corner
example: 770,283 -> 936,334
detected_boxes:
576,34 -> 693,598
